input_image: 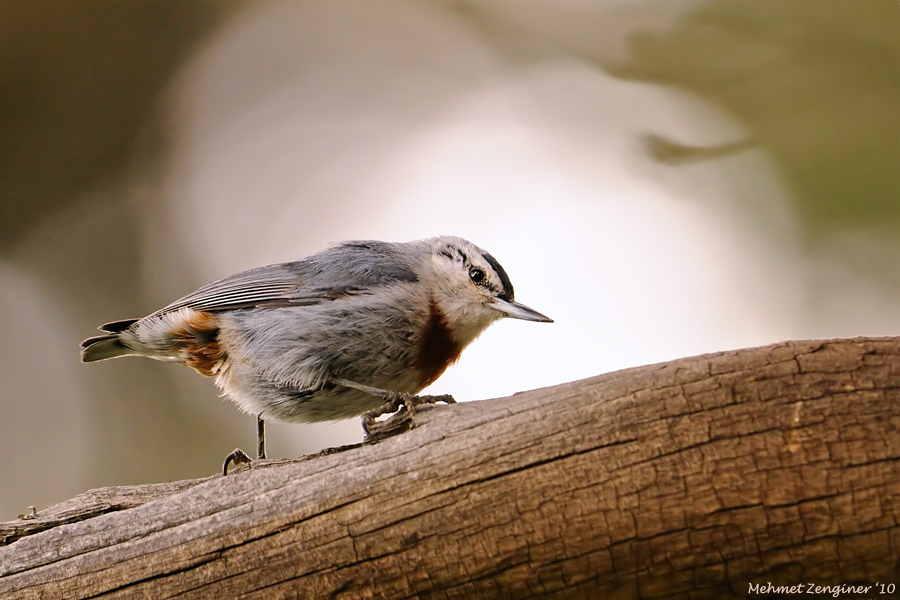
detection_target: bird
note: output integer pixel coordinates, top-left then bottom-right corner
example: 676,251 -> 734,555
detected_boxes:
80,236 -> 553,473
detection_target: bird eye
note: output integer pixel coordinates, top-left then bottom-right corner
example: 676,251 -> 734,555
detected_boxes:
469,268 -> 486,284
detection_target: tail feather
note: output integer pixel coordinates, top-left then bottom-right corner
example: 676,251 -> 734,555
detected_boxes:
98,318 -> 139,333
82,317 -> 141,362
81,334 -> 130,362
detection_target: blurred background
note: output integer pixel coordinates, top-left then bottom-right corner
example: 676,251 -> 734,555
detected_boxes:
1,0 -> 898,520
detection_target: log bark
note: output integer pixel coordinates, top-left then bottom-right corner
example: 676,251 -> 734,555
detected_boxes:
2,338 -> 899,599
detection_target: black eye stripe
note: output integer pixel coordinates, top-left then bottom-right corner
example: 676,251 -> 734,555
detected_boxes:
481,252 -> 514,301
440,245 -> 514,301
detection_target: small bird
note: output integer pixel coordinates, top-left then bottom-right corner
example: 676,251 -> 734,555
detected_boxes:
81,236 -> 552,473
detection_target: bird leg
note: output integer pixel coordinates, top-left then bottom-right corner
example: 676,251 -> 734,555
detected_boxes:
333,378 -> 456,442
257,414 -> 267,460
222,413 -> 266,475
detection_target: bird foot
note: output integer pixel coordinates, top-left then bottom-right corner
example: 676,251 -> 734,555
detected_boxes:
362,393 -> 456,442
222,448 -> 254,475
223,414 -> 267,475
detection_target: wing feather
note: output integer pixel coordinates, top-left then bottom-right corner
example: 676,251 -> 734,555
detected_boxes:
146,240 -> 419,317
151,264 -> 305,315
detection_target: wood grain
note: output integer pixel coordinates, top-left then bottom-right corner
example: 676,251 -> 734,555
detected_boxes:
2,338 -> 899,599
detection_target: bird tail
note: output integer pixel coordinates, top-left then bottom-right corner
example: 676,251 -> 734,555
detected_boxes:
81,335 -> 129,362
80,318 -> 139,362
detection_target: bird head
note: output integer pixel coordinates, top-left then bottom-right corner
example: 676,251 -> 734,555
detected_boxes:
424,236 -> 552,347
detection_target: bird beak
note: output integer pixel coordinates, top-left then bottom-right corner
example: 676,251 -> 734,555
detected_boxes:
490,299 -> 554,323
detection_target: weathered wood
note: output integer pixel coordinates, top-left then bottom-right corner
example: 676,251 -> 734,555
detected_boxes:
2,338 -> 899,599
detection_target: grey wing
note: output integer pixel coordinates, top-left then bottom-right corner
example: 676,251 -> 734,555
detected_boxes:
149,240 -> 419,317
151,264 -> 312,316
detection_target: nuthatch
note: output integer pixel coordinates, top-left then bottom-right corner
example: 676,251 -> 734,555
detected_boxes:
81,236 -> 552,473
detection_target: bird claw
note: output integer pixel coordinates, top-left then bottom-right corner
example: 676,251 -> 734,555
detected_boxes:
362,393 -> 456,442
223,413 -> 266,475
17,506 -> 37,520
222,447 -> 254,475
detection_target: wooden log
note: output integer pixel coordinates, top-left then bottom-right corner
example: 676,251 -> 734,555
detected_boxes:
2,338 -> 899,599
